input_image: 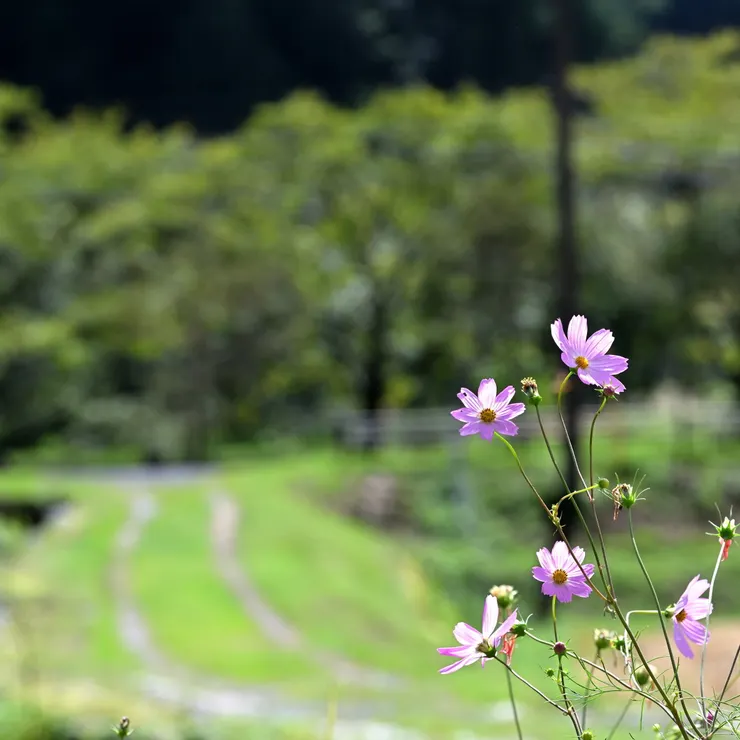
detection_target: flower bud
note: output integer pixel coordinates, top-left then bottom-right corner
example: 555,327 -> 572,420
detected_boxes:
634,666 -> 651,687
612,634 -> 627,654
599,382 -> 621,399
520,377 -> 542,406
593,628 -> 615,652
612,482 -> 637,509
553,641 -> 567,656
113,718 -> 132,738
581,731 -> 594,740
709,515 -> 738,562
489,584 -> 518,610
509,620 -> 528,638
545,667 -> 556,678
597,477 -> 610,490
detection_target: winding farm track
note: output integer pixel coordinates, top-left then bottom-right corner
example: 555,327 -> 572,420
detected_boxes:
51,465 -> 657,735
102,467 -> 404,728
209,490 -> 402,690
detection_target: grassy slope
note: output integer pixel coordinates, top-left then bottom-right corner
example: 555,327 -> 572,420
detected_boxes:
0,424 -> 737,738
128,484 -> 321,685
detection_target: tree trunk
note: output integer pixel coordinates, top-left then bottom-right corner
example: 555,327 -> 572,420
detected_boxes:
550,0 -> 581,536
360,287 -> 388,452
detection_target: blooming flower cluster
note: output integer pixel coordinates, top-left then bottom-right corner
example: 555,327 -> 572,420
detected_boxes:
451,315 -> 628,440
438,315 -> 722,737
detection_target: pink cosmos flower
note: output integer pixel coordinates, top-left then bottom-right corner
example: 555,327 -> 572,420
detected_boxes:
451,378 -> 526,440
437,595 -> 519,674
671,575 -> 713,659
551,315 -> 628,390
532,541 -> 595,603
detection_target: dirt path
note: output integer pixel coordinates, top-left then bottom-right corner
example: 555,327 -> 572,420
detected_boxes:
111,484 -> 307,720
209,490 -> 402,690
107,479 -> 415,733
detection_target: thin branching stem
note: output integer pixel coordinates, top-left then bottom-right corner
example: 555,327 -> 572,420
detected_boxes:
552,596 -> 582,737
711,644 -> 740,736
700,542 -> 725,719
505,668 -> 524,740
587,397 -> 617,597
495,432 -> 607,600
496,657 -> 569,715
606,697 -> 633,740
556,370 -> 588,490
627,509 -> 700,737
580,650 -> 599,729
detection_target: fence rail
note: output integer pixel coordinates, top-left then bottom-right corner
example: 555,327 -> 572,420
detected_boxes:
328,399 -> 740,448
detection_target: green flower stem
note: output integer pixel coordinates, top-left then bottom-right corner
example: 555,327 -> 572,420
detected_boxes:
494,432 -> 550,515
556,370 -> 588,490
587,397 -> 617,597
551,379 -> 690,735
505,667 -> 524,740
606,697 -> 633,740
580,650 -> 599,730
627,509 -> 699,738
495,432 -> 607,601
524,631 -> 675,721
552,596 -> 583,738
700,542 -> 725,720
551,380 -> 613,600
496,657 -> 569,715
712,643 -> 740,734
534,403 -> 570,494
588,397 -> 606,494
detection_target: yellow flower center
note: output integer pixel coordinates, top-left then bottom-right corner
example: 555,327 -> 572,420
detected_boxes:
477,638 -> 493,655
574,356 -> 589,369
479,408 -> 496,423
675,608 -> 687,623
552,569 -> 569,585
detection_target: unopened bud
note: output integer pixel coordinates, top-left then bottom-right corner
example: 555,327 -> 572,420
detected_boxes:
520,377 -> 542,406
709,515 -> 738,562
593,628 -> 615,652
489,584 -> 518,610
599,382 -> 621,399
597,477 -> 610,490
510,620 -> 528,638
634,666 -> 651,687
553,641 -> 567,656
581,731 -> 594,740
545,667 -> 556,678
113,718 -> 132,738
612,634 -> 627,654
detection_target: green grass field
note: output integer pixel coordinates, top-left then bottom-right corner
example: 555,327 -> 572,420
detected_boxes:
0,424 -> 737,738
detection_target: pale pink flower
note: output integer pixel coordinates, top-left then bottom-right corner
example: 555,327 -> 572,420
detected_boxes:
437,595 -> 519,674
532,541 -> 595,603
671,575 -> 712,659
451,378 -> 526,440
551,315 -> 628,390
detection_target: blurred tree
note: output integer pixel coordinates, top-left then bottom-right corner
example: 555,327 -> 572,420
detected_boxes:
5,0 -> 734,134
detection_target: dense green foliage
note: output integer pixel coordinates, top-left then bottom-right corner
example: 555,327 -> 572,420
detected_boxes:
1,33 -> 740,461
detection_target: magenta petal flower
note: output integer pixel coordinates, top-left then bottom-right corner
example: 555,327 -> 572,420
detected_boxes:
532,541 -> 595,603
671,575 -> 713,659
437,595 -> 519,674
551,315 -> 628,389
451,378 -> 526,441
